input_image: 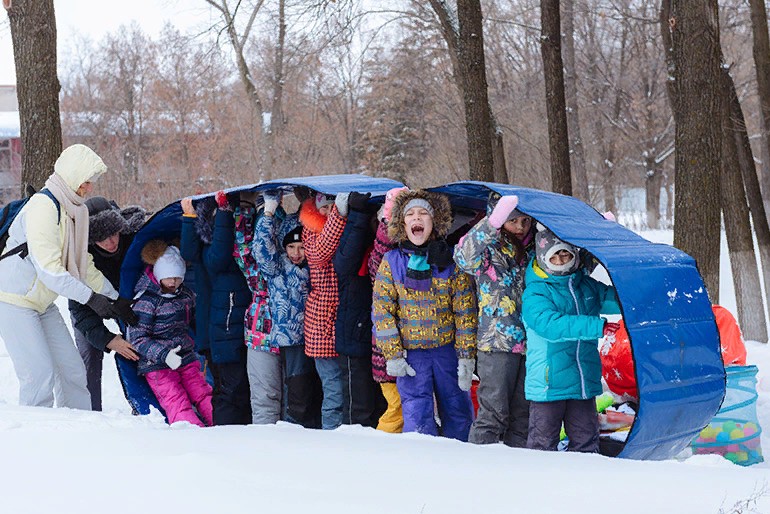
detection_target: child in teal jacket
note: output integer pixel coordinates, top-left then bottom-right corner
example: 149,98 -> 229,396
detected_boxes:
522,225 -> 620,452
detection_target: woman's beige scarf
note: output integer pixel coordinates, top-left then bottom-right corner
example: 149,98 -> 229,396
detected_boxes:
44,173 -> 90,280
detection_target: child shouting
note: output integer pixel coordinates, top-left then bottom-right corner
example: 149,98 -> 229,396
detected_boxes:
129,240 -> 213,426
373,190 -> 477,441
522,226 -> 619,452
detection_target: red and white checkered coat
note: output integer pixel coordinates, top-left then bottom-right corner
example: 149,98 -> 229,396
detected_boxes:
299,199 -> 347,358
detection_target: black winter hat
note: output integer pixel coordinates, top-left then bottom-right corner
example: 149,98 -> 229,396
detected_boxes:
87,196 -> 126,244
282,225 -> 303,248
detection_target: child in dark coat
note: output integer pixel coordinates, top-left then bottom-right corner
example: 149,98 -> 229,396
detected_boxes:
129,240 -> 213,426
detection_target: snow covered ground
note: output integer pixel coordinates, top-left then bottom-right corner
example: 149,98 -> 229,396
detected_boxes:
1,230 -> 770,514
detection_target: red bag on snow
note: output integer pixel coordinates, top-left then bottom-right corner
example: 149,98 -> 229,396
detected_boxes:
600,306 -> 748,400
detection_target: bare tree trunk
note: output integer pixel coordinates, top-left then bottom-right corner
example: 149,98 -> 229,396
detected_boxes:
660,0 -> 723,302
429,0 -> 503,183
456,0 -> 495,182
729,66 -> 770,339
205,0 -> 268,180
720,69 -> 767,341
490,113 -> 508,183
562,0 -> 588,201
5,0 -> 62,192
749,0 -> 770,199
645,152 -> 663,229
540,0 -> 572,195
267,0 -> 286,180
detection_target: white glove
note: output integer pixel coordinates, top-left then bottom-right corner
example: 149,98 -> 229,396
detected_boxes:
386,357 -> 416,377
165,346 -> 183,370
335,192 -> 350,217
457,358 -> 475,391
262,191 -> 282,216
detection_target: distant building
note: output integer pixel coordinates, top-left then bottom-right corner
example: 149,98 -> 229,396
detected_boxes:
0,85 -> 21,205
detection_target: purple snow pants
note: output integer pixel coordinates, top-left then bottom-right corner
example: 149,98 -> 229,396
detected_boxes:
396,344 -> 474,441
146,360 -> 214,427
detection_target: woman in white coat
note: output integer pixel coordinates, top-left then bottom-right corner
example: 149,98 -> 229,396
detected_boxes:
0,144 -> 137,409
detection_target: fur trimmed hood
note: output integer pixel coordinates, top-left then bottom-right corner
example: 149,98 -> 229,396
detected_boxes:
387,189 -> 452,243
299,199 -> 328,234
194,197 -> 218,244
141,239 -> 174,266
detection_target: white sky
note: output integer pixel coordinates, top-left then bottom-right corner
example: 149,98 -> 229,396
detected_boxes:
0,0 -> 215,86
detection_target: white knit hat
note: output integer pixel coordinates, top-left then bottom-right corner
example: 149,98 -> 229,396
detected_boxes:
153,246 -> 186,281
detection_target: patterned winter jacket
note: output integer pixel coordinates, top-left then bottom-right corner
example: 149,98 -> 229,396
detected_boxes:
234,206 -> 273,353
522,259 -> 620,402
300,200 -> 347,358
373,246 -> 477,361
454,217 -> 533,354
128,269 -> 197,375
253,212 -> 310,349
368,220 -> 397,383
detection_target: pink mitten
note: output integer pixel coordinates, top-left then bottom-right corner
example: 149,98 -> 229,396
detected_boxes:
603,211 -> 616,222
488,195 -> 519,229
382,186 -> 409,222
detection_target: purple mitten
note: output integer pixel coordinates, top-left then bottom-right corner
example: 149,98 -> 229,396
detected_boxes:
488,195 -> 519,229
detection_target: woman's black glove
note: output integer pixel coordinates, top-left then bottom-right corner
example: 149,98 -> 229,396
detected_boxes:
86,293 -> 139,327
113,297 -> 139,326
427,239 -> 454,269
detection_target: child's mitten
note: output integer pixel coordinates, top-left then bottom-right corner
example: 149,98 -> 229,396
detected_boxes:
457,358 -> 475,391
488,195 -> 519,229
335,192 -> 350,217
262,191 -> 282,216
386,357 -> 416,377
165,346 -> 183,370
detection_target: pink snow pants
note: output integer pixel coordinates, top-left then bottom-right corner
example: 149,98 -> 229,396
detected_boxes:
146,360 -> 214,427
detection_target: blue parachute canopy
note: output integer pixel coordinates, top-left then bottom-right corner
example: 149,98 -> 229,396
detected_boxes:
122,176 -> 724,461
120,174 -> 404,299
429,181 -> 725,460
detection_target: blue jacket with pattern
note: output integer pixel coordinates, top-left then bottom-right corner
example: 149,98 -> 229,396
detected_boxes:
252,212 -> 310,349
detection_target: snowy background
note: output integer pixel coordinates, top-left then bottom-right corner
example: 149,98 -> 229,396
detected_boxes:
1,228 -> 770,514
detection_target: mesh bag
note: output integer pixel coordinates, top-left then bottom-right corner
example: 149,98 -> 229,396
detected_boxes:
691,365 -> 763,466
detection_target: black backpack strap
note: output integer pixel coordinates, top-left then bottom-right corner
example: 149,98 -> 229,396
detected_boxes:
0,190 -> 61,262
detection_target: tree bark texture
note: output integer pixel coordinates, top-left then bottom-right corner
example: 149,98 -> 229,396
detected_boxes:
660,0 -> 722,302
720,70 -> 767,342
540,0 -> 572,196
645,152 -> 663,229
6,0 -> 62,193
748,0 -> 770,197
561,0 -> 588,201
728,67 -> 770,339
456,0 -> 496,183
266,0 -> 286,180
429,0 -> 505,183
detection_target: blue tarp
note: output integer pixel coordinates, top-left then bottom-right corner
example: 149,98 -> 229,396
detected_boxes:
120,174 -> 404,298
121,175 -> 725,460
429,181 -> 725,460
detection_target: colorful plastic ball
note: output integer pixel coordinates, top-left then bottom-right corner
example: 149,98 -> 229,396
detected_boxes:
722,421 -> 737,433
716,432 -> 730,443
730,429 -> 745,440
727,444 -> 740,453
736,451 -> 749,462
743,425 -> 757,437
725,452 -> 740,463
700,426 -> 719,440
